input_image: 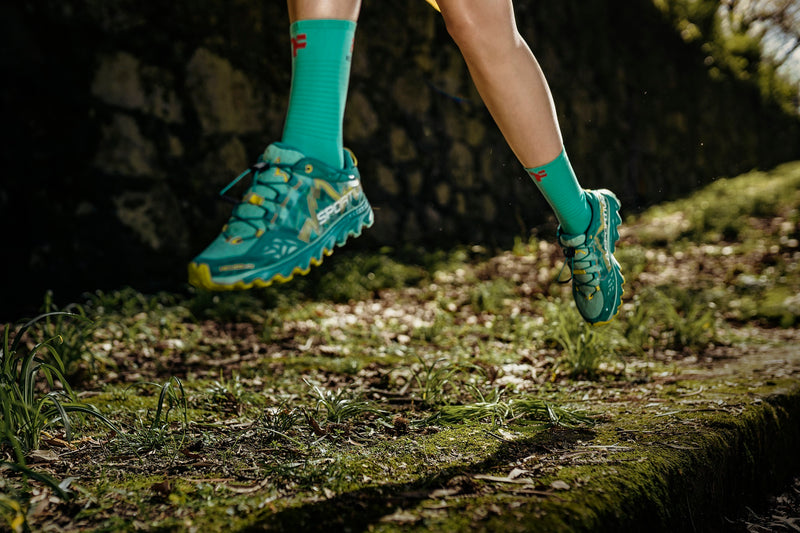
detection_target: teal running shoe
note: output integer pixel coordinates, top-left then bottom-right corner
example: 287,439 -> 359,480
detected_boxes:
189,143 -> 373,291
557,189 -> 625,325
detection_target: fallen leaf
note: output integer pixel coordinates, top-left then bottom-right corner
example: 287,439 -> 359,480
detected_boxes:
380,509 -> 420,524
28,449 -> 59,463
508,468 -> 528,480
474,474 -> 534,484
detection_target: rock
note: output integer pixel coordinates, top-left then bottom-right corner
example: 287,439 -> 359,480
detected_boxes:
344,90 -> 379,142
375,164 -> 401,197
91,51 -> 183,123
390,127 -> 417,163
186,48 -> 264,135
112,184 -> 188,253
93,114 -> 158,177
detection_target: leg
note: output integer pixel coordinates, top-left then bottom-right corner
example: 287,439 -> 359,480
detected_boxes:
436,0 -> 560,168
288,0 -> 361,22
438,0 -> 590,235
189,0 -> 373,291
437,0 -> 624,325
282,0 -> 362,169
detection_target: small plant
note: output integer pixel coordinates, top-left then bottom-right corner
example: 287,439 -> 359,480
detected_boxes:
1,313 -> 116,460
469,279 -> 515,313
435,386 -> 513,426
39,292 -> 97,382
408,355 -> 484,406
664,301 -> 719,351
435,387 -> 594,428
205,373 -> 248,413
315,252 -> 427,303
542,301 -> 625,379
256,403 -> 303,444
412,311 -> 452,344
623,287 -> 721,352
511,398 -> 595,428
123,377 -> 188,454
306,380 -> 385,425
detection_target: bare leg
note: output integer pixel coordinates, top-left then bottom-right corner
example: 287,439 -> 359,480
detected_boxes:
288,0 -> 361,23
436,0 -> 562,168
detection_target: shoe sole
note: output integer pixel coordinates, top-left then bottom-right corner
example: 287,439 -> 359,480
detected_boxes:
188,201 -> 374,291
589,189 -> 625,326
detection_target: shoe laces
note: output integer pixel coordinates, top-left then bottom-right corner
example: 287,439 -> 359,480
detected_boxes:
557,233 -> 602,299
218,160 -> 297,242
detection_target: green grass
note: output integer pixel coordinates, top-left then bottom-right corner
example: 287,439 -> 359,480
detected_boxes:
1,313 -> 116,459
628,161 -> 800,328
38,291 -> 97,382
0,313 -> 118,532
306,379 -> 388,425
633,161 -> 800,245
540,300 -> 629,378
405,355 -> 484,407
0,493 -> 24,533
6,160 -> 800,531
435,386 -> 594,428
116,376 -> 189,455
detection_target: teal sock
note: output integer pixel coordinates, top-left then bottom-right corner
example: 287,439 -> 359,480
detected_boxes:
282,19 -> 356,169
526,149 -> 592,235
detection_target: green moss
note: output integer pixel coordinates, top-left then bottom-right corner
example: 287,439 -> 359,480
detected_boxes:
9,159 -> 800,531
634,161 -> 800,245
358,382 -> 800,533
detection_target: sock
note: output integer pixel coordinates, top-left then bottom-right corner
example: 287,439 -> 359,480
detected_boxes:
526,149 -> 592,235
282,19 -> 356,169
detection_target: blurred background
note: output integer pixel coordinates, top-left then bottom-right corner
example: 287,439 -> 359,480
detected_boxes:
1,0 -> 799,319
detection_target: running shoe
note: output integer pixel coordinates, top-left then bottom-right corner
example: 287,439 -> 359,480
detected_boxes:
557,189 -> 624,325
189,143 -> 373,290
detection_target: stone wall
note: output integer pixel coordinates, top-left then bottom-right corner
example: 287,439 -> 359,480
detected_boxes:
2,0 -> 799,314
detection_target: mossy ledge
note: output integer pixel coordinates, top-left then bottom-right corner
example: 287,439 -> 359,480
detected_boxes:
514,384 -> 800,533
235,382 -> 800,533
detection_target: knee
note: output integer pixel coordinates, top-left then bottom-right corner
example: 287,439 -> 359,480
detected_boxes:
441,8 -> 488,53
440,4 -> 519,56
440,8 -> 477,48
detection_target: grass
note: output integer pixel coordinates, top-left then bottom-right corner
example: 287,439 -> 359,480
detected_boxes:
0,493 -> 24,533
39,291 -> 97,382
0,313 -> 118,531
405,355 -> 484,407
435,386 -> 594,428
633,161 -> 800,245
306,379 -> 387,425
3,160 -> 800,531
539,300 -> 629,378
256,402 -> 303,443
118,376 -> 189,455
1,313 -> 116,459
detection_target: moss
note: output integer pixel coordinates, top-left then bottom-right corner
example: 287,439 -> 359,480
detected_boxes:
20,362 -> 799,532
342,383 -> 800,533
9,157 -> 800,531
633,161 -> 800,245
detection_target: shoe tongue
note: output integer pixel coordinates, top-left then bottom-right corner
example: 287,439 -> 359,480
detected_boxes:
263,142 -> 305,166
559,233 -> 586,248
228,143 -> 306,237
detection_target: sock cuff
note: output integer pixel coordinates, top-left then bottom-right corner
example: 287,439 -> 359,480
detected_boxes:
524,147 -> 567,174
290,19 -> 357,36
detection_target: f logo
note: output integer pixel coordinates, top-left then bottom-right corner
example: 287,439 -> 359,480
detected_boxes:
530,170 -> 547,182
291,34 -> 307,57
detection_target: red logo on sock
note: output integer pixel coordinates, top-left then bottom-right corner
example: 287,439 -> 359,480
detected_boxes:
291,34 -> 307,57
530,170 -> 547,182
